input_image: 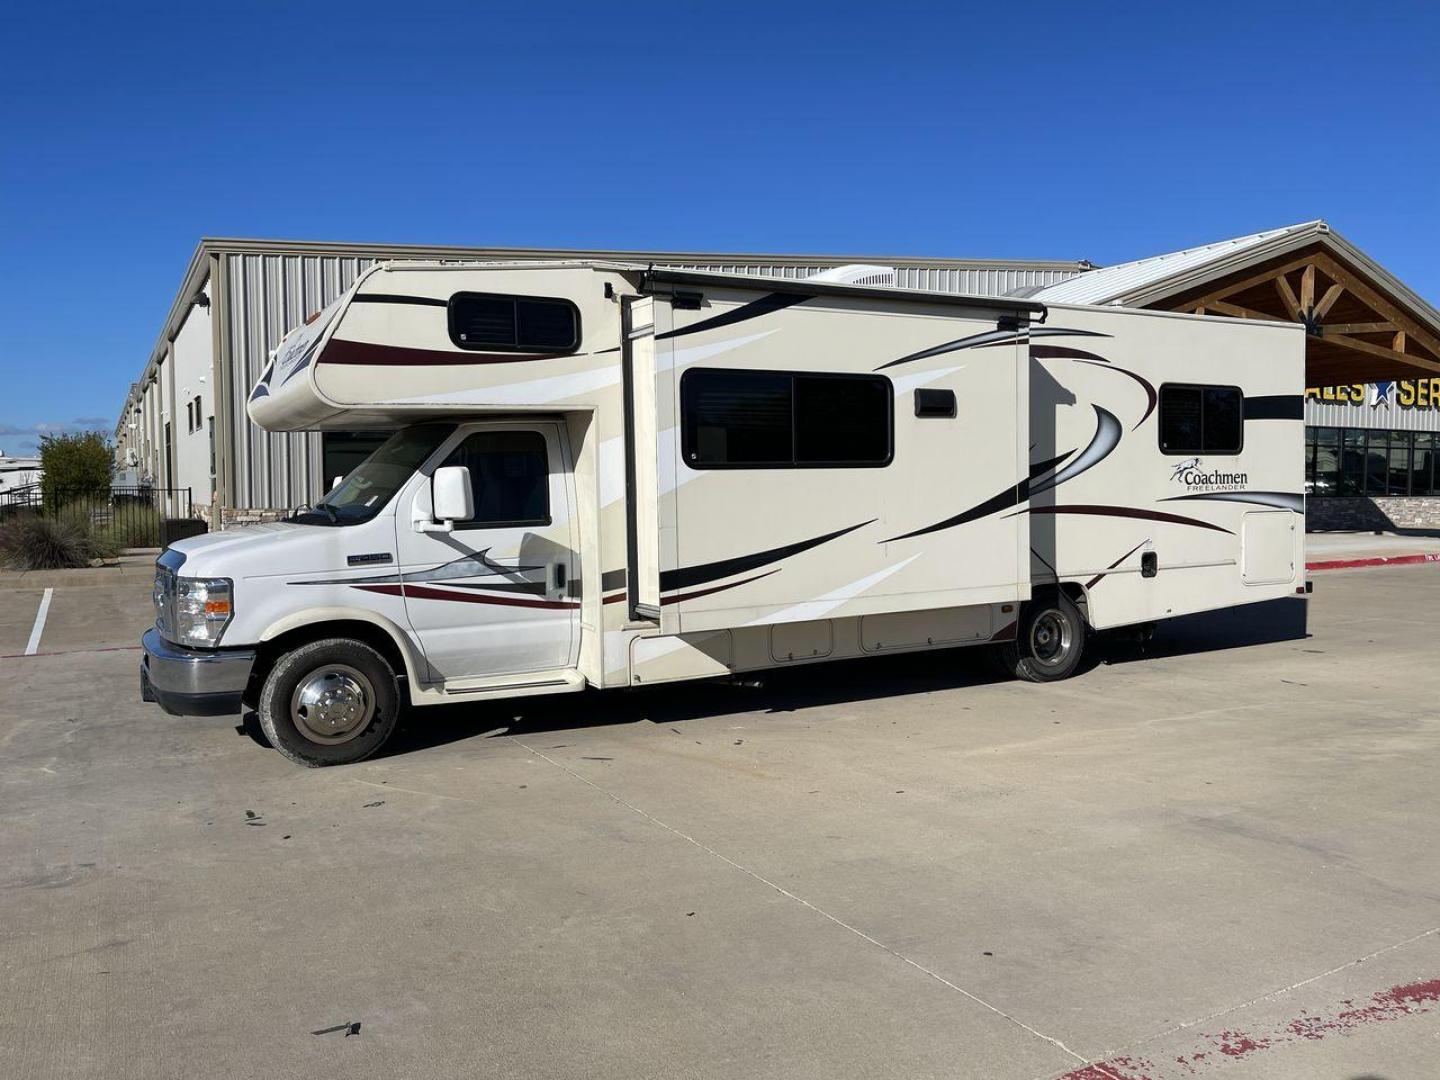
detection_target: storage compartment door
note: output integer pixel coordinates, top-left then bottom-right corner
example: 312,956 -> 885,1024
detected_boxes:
1241,510 -> 1296,585
623,296 -> 663,621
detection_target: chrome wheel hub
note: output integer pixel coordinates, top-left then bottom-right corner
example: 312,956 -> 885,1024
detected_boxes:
1029,609 -> 1073,668
291,665 -> 375,744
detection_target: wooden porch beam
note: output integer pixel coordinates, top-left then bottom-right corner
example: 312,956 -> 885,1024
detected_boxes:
1273,275 -> 1302,321
1171,254 -> 1324,313
1394,330 -> 1407,353
1300,264 -> 1315,312
1313,283 -> 1345,320
1310,252 -> 1440,361
1206,299 -> 1289,322
1326,333 -> 1440,375
1321,321 -> 1396,335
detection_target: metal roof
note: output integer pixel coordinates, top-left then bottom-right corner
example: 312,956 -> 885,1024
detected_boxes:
1030,221 -> 1440,357
1031,221 -> 1327,305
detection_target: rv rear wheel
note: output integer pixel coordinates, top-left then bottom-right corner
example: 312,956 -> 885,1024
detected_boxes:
1000,593 -> 1086,682
256,638 -> 400,767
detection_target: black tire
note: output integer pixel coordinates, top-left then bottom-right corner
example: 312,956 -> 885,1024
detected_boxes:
256,638 -> 400,767
999,592 -> 1087,683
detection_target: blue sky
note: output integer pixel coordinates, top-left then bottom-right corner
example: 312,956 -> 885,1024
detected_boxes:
1,1 -> 1437,457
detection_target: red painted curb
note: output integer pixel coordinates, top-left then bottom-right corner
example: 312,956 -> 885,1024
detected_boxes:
1306,552 -> 1440,572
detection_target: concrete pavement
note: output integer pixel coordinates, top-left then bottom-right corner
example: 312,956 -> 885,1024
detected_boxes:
1,565 -> 1437,1079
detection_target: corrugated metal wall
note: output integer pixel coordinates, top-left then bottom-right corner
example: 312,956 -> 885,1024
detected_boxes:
1304,381 -> 1440,433
221,254 -> 1086,510
223,253 -> 376,510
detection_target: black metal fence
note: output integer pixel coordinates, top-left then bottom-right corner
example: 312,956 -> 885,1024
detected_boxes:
0,485 -> 195,547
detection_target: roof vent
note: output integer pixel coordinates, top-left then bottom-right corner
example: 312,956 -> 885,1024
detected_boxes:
806,263 -> 896,287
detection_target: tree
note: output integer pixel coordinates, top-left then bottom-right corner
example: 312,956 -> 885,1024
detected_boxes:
39,431 -> 113,501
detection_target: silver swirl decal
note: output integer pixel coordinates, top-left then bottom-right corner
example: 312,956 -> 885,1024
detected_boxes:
1028,405 -> 1122,498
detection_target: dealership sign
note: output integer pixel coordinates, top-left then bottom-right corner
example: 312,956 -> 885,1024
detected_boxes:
1306,378 -> 1440,408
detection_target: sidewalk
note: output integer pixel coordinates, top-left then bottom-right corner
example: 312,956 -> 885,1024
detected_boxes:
1306,530 -> 1440,571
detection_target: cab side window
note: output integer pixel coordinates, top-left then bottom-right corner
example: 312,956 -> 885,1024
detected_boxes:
442,430 -> 550,527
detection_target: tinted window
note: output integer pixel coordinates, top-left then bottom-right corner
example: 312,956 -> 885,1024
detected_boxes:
1158,384 -> 1242,454
443,430 -> 550,526
795,375 -> 891,464
682,369 -> 891,468
684,370 -> 791,465
1203,387 -> 1242,452
448,293 -> 579,353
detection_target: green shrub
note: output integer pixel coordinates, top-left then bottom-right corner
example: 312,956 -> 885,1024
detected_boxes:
0,508 -> 124,570
39,431 -> 113,502
0,515 -> 92,569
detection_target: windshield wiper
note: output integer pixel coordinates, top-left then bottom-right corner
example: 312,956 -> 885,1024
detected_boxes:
319,502 -> 339,524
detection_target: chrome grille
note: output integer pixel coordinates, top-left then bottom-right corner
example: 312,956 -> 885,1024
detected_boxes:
153,564 -> 178,640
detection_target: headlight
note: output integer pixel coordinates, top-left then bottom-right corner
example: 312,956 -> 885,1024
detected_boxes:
174,577 -> 234,646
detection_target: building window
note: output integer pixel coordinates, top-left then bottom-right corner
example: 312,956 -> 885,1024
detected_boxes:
1340,429 -> 1365,495
447,293 -> 580,353
1414,434 -> 1437,496
441,430 -> 550,527
193,396 -> 202,433
1158,384 -> 1243,455
681,368 -> 893,468
1387,430 -> 1412,496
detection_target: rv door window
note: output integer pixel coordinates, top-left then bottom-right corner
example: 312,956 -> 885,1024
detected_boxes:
682,368 -> 892,469
1158,383 -> 1243,455
442,430 -> 551,527
448,293 -> 580,354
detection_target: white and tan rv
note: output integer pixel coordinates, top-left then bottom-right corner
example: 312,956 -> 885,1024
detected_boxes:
139,261 -> 1307,766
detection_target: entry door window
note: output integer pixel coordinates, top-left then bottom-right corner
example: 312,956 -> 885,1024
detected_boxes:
441,430 -> 550,527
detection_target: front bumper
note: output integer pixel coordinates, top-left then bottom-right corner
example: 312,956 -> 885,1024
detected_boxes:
140,627 -> 256,717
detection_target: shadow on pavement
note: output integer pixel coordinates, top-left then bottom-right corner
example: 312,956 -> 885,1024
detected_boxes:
357,596 -> 1310,760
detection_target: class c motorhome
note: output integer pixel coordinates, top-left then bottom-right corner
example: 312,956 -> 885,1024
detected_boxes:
140,260 -> 1307,766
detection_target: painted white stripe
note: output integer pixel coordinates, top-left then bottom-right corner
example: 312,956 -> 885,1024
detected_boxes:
662,329 -> 777,371
383,363 -> 621,407
744,555 -> 920,626
25,588 -> 53,656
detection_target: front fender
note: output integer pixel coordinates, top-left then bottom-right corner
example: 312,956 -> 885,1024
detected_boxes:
259,607 -> 425,687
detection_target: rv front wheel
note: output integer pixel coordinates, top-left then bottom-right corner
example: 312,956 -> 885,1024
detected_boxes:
256,638 -> 400,767
1001,593 -> 1086,682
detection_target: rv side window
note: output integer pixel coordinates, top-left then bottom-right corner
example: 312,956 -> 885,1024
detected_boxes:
682,369 -> 893,468
1159,384 -> 1244,455
442,430 -> 551,527
448,293 -> 580,354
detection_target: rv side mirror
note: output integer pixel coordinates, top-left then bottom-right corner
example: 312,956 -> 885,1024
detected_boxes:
431,466 -> 475,526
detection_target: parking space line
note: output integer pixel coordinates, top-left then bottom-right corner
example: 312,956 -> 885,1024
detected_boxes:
24,588 -> 54,656
511,736 -> 1091,1068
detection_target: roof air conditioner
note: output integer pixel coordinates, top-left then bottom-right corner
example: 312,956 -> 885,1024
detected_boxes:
805,264 -> 897,287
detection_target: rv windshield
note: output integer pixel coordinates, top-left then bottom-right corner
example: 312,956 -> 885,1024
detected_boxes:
290,423 -> 456,526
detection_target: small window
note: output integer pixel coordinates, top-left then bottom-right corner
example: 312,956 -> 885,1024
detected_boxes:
448,293 -> 580,353
442,430 -> 550,527
1158,383 -> 1243,455
682,368 -> 892,468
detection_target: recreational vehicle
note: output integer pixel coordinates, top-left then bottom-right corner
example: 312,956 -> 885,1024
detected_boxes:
139,261 -> 1306,766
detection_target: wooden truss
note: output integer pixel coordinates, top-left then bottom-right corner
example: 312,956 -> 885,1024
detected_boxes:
1175,252 -> 1440,377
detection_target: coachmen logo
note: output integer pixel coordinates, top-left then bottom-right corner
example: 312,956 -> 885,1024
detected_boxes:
1170,457 -> 1248,493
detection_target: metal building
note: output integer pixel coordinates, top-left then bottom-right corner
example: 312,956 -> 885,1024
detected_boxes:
115,224 -> 1440,529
